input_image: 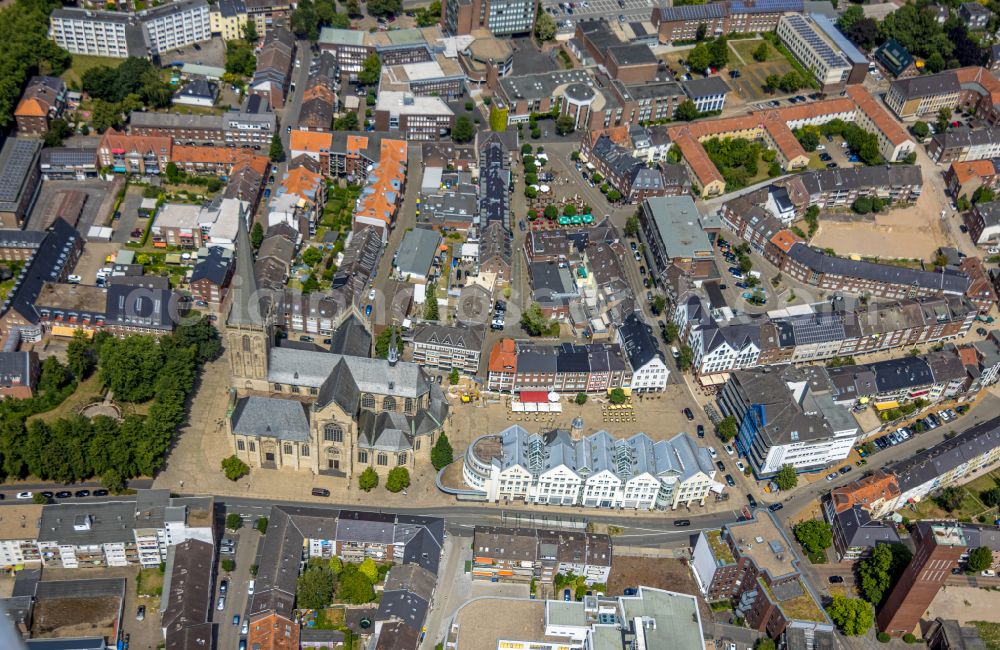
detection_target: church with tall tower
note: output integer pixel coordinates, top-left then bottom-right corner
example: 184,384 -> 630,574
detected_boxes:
224,221 -> 449,479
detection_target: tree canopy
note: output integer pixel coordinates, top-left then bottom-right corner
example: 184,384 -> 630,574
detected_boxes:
82,57 -> 173,108
386,467 -> 410,492
793,519 -> 832,555
358,467 -> 378,491
296,562 -> 337,609
675,100 -> 700,122
968,546 -> 993,573
225,40 -> 256,77
520,303 -> 551,336
358,53 -> 381,86
431,433 -> 454,470
535,12 -> 557,41
858,542 -> 911,606
826,595 -> 874,636
452,116 -> 475,143
773,465 -> 797,491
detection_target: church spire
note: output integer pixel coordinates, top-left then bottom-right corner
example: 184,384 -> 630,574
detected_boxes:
387,324 -> 398,366
227,203 -> 264,328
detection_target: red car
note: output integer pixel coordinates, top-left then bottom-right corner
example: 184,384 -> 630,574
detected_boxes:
952,121 -> 960,127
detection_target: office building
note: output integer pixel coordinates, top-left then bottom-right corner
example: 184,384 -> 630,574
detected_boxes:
652,0 -> 803,44
411,323 -> 485,374
442,0 -> 536,36
717,366 -> 859,477
374,91 -> 455,141
777,14 -> 852,92
462,425 -> 718,510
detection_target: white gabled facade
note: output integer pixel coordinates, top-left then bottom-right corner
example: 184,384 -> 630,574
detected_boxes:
630,356 -> 669,391
463,426 -> 720,511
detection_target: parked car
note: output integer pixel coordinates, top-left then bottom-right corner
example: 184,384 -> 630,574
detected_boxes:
136,605 -> 145,621
56,491 -> 71,498
826,472 -> 838,481
724,445 -> 735,456
217,596 -> 226,611
219,579 -> 228,594
233,615 -> 240,626
93,489 -> 109,497
697,424 -> 705,438
724,474 -> 736,486
708,447 -> 718,458
838,466 -> 852,475
746,494 -> 758,508
736,461 -> 746,472
768,503 -> 784,512
828,575 -> 844,584
683,408 -> 694,421
716,460 -> 726,472
563,589 -> 572,601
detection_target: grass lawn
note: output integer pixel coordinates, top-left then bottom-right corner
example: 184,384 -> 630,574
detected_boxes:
807,154 -> 828,171
61,54 -> 122,86
973,621 -> 1000,650
136,567 -> 164,598
27,374 -> 104,425
911,485 -> 991,522
964,470 -> 1000,495
729,39 -> 782,65
313,607 -> 345,629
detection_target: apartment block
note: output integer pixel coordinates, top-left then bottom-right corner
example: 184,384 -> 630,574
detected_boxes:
36,491 -> 213,569
928,126 -> 1000,163
209,0 -> 248,41
411,323 -> 485,374
691,511 -> 835,644
139,0 -> 211,54
885,67 -> 1000,125
462,425 -> 717,510
472,526 -> 612,584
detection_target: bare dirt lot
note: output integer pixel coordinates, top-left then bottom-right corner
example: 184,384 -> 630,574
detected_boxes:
32,596 -> 119,639
810,207 -> 953,261
606,556 -> 710,620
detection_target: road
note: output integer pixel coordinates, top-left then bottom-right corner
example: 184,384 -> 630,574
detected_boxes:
214,520 -> 261,650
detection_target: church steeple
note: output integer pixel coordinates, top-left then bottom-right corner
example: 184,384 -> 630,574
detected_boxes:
387,325 -> 399,366
228,203 -> 265,328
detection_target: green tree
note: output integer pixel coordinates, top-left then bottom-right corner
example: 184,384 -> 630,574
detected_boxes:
373,326 -> 403,359
752,42 -> 769,62
226,513 -> 243,530
716,416 -> 738,442
675,100 -> 700,122
793,520 -> 832,555
779,71 -> 803,93
609,388 -> 627,404
251,221 -> 264,250
337,570 -> 375,603
764,74 -> 780,93
696,23 -> 707,41
774,464 -> 797,491
911,121 -> 930,139
358,557 -> 379,582
333,111 -> 359,131
358,467 -> 378,491
936,485 -> 965,512
826,595 -> 874,636
651,295 -> 666,315
449,368 -> 460,385
575,392 -> 588,405
555,114 -> 576,135
709,36 -> 729,68
520,303 -> 550,336
302,246 -> 323,266
624,215 -> 640,237
852,196 -> 873,214
243,19 -> 258,41
936,107 -> 952,135
221,455 -> 250,481
328,556 -> 343,573
42,118 -> 72,148
358,52 -> 381,86
981,486 -> 1000,508
367,0 -> 402,16
386,466 -> 410,493
687,43 -> 712,72
296,563 -> 337,609
269,133 -> 284,162
563,204 -> 577,217
967,546 -> 993,573
535,11 -> 556,41
100,336 -> 164,402
796,129 -> 819,152
452,116 -> 475,143
415,0 -> 441,26
858,543 -> 911,606
544,204 -> 559,220
755,640 -> 777,650
677,345 -> 694,372
32,492 -> 48,504
431,433 -> 454,470
424,282 -> 440,320
221,558 -> 235,572
66,330 -> 96,381
225,40 -> 257,77
973,186 -> 995,205
255,517 -> 269,534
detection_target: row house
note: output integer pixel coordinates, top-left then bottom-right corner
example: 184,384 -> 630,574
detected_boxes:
249,26 -> 295,109
928,125 -> 1000,163
582,130 -> 691,203
463,425 -> 717,510
353,139 -> 407,242
472,526 -> 612,585
485,339 -> 631,393
35,492 -> 213,569
787,164 -> 922,209
97,130 -> 171,175
691,512 -> 835,645
128,94 -> 276,148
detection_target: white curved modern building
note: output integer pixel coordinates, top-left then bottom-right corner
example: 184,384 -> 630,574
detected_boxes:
463,423 -> 719,510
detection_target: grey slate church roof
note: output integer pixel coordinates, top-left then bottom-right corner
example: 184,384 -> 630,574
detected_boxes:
227,204 -> 266,327
231,396 -> 310,441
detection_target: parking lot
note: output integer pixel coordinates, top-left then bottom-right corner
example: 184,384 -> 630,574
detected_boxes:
541,0 -> 662,32
215,515 -> 264,650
